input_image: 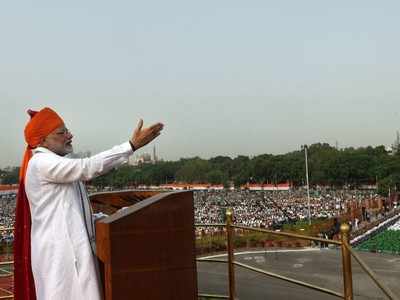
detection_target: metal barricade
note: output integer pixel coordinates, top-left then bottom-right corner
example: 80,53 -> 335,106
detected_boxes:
0,228 -> 13,300
196,209 -> 399,300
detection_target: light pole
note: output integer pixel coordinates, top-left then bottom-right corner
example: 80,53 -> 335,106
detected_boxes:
304,145 -> 311,225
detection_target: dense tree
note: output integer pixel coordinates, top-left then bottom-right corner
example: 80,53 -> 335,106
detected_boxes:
1,143 -> 398,196
1,167 -> 19,184
175,158 -> 211,183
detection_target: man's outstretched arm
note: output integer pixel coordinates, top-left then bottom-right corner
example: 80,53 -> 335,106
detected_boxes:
130,119 -> 164,150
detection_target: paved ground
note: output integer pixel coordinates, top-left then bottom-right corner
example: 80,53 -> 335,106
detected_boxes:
197,248 -> 400,300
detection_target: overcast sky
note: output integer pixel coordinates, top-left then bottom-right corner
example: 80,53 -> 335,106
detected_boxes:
1,1 -> 400,168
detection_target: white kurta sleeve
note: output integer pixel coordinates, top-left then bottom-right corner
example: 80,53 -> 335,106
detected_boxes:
36,142 -> 133,183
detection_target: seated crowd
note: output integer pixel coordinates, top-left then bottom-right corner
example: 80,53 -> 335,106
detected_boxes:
0,187 -> 392,242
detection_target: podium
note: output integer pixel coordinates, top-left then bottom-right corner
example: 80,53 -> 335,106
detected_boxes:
90,190 -> 198,300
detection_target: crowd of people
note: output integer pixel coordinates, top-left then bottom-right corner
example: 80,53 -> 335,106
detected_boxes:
389,219 -> 400,231
194,188 -> 389,232
0,187 -> 394,242
0,192 -> 16,243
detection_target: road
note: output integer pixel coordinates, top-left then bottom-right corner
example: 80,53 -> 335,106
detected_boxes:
197,248 -> 400,300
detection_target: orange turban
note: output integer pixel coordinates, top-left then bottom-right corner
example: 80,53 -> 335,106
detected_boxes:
14,107 -> 64,300
24,107 -> 64,148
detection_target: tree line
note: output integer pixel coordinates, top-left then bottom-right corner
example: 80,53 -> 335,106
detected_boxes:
1,143 -> 400,195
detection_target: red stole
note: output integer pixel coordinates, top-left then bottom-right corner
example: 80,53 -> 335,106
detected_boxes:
13,149 -> 36,300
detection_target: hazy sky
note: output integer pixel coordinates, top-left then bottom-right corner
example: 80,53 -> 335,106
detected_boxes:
1,1 -> 400,167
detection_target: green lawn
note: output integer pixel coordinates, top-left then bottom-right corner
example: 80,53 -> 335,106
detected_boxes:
357,230 -> 400,254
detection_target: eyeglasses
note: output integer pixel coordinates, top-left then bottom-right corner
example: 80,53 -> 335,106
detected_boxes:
55,128 -> 71,136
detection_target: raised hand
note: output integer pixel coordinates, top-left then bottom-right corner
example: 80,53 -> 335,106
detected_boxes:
130,119 -> 164,150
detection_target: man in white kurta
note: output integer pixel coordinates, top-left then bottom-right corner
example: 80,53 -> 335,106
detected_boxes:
25,143 -> 134,299
21,107 -> 163,300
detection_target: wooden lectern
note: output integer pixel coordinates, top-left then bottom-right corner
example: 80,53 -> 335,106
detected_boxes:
90,190 -> 198,300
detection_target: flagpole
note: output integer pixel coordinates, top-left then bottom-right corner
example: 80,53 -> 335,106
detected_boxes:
304,145 -> 311,225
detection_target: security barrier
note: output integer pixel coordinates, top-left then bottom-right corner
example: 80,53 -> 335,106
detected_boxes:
196,209 -> 399,300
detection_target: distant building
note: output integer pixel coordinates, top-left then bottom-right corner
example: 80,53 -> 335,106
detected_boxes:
129,146 -> 160,166
137,153 -> 152,164
0,184 -> 18,198
129,153 -> 154,165
153,145 -> 158,163
386,146 -> 394,155
159,183 -> 225,191
391,131 -> 400,155
241,182 -> 291,191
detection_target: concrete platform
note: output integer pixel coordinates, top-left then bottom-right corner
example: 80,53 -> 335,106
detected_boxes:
197,248 -> 400,300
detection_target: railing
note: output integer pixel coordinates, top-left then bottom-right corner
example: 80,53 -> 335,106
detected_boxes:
0,260 -> 13,300
2,217 -> 399,300
0,228 -> 13,300
195,209 -> 399,300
